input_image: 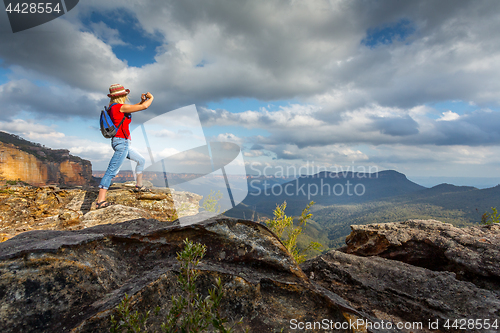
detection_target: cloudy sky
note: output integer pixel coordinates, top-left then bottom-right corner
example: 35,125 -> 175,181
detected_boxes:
1,0 -> 500,184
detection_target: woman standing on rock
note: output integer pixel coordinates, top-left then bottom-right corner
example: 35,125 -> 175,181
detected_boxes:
96,84 -> 154,209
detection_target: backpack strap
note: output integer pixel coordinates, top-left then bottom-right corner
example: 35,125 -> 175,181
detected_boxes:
106,103 -> 126,130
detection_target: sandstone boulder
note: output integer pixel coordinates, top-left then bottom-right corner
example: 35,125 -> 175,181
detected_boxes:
344,219 -> 500,291
301,250 -> 500,333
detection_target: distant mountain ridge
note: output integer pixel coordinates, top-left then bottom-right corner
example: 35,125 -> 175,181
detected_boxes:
226,170 -> 500,251
425,183 -> 477,193
392,182 -> 500,214
235,169 -> 425,216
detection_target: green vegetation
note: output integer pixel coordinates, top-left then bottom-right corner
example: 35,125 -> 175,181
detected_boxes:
232,183 -> 494,251
481,207 -> 500,225
201,190 -> 223,214
5,179 -> 30,186
110,239 -> 245,333
313,201 -> 473,248
234,180 -> 500,250
230,178 -> 500,257
265,201 -> 322,264
110,294 -> 157,333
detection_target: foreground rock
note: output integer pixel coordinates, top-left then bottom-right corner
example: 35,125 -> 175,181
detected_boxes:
0,184 -> 201,241
0,216 -> 385,333
344,219 -> 500,292
107,181 -> 202,218
301,250 -> 500,333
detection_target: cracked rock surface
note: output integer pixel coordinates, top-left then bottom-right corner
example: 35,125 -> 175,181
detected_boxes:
0,184 -> 201,242
344,219 -> 500,292
0,216 -> 382,333
302,250 -> 500,333
302,219 -> 500,333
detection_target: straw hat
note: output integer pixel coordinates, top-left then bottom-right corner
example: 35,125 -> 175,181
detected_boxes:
107,83 -> 130,97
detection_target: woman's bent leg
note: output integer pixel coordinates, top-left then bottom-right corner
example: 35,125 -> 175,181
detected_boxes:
127,144 -> 146,186
99,138 -> 129,190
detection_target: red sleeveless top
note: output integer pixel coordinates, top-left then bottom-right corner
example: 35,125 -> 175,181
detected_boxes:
108,104 -> 131,139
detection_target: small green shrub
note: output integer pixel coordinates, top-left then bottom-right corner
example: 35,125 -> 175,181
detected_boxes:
265,201 -> 322,264
110,239 -> 245,333
110,294 -> 157,333
201,190 -> 223,214
481,207 -> 500,225
5,179 -> 30,186
0,188 -> 14,194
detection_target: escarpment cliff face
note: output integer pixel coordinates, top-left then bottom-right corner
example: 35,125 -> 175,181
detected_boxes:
0,132 -> 92,186
0,216 -> 381,333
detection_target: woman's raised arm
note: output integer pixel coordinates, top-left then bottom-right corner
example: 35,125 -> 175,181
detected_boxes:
120,92 -> 154,113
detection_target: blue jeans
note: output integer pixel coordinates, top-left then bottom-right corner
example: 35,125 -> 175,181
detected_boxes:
99,137 -> 146,189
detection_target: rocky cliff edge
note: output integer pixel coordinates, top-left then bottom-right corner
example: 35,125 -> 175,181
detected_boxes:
0,215 -> 380,333
1,208 -> 499,332
0,183 -> 201,242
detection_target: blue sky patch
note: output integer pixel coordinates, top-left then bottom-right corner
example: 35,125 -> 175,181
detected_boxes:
0,59 -> 12,85
206,98 -> 299,114
202,125 -> 270,140
82,11 -> 162,67
196,60 -> 208,68
362,19 -> 416,48
0,67 -> 11,85
429,100 -> 475,118
424,100 -> 500,120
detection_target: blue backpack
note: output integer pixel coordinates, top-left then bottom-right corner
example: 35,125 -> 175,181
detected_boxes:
100,103 -> 125,138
